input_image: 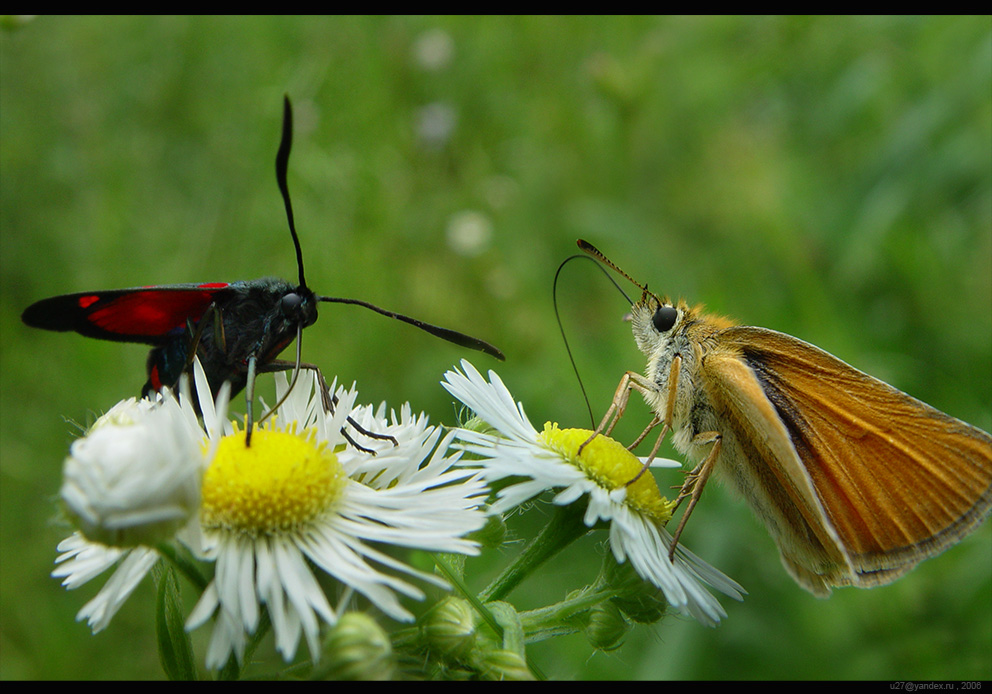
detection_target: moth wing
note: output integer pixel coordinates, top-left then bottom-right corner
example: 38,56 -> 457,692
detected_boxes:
22,284 -> 232,345
715,326 -> 992,587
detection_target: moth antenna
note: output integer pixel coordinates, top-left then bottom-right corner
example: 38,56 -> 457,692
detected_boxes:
277,95 -> 307,290
317,295 -> 504,361
577,239 -> 649,295
554,254 -> 635,427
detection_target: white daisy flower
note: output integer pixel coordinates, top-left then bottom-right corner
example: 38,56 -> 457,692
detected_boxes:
52,359 -> 228,632
52,532 -> 161,633
441,360 -> 745,627
186,369 -> 489,669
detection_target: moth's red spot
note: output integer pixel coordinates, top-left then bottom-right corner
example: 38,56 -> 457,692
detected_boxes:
150,364 -> 162,391
198,282 -> 229,289
88,290 -> 218,336
78,295 -> 100,309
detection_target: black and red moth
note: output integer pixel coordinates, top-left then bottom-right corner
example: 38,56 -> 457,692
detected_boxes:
22,97 -> 504,442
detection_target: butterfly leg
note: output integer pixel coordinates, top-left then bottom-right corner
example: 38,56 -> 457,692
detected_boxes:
667,430 -> 721,559
579,355 -> 683,490
578,370 -> 662,454
623,354 -> 682,486
626,414 -> 662,451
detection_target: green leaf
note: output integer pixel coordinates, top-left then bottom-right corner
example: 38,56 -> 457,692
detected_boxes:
155,565 -> 198,681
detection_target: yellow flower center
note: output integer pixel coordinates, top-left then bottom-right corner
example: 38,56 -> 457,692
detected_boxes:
201,425 -> 346,537
538,422 -> 675,524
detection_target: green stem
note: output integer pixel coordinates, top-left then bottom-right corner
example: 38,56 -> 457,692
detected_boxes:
479,502 -> 590,604
518,580 -> 618,642
433,553 -> 506,641
156,541 -> 209,592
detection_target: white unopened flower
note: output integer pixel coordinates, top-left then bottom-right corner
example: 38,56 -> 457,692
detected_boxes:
186,370 -> 489,669
442,360 -> 745,627
52,358 -> 228,632
61,394 -> 203,547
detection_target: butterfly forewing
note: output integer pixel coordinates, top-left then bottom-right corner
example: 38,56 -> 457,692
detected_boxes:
714,326 -> 992,583
701,345 -> 855,590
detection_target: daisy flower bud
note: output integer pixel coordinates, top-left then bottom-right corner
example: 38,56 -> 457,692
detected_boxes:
60,393 -> 205,548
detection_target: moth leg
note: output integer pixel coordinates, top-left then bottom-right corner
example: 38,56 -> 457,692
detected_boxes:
667,430 -> 722,559
240,334 -> 385,452
169,304 -> 227,412
181,302 -> 221,374
245,353 -> 259,446
600,371 -> 638,435
213,305 -> 227,355
259,358 -> 399,453
256,325 -> 310,416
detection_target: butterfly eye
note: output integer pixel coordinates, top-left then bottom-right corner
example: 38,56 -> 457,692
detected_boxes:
280,292 -> 303,317
652,305 -> 678,333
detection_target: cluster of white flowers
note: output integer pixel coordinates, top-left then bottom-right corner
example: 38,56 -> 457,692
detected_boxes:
53,360 -> 488,669
52,358 -> 743,672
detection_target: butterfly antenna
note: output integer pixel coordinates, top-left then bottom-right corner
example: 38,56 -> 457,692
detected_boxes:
576,239 -> 648,295
554,253 -> 634,427
277,95 -> 307,290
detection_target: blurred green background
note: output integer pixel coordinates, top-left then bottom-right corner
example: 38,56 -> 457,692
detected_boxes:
2,16 -> 990,680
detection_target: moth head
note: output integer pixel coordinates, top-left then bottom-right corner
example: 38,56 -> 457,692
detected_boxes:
277,284 -> 318,330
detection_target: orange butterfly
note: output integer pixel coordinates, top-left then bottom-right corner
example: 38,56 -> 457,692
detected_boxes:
578,239 -> 992,596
